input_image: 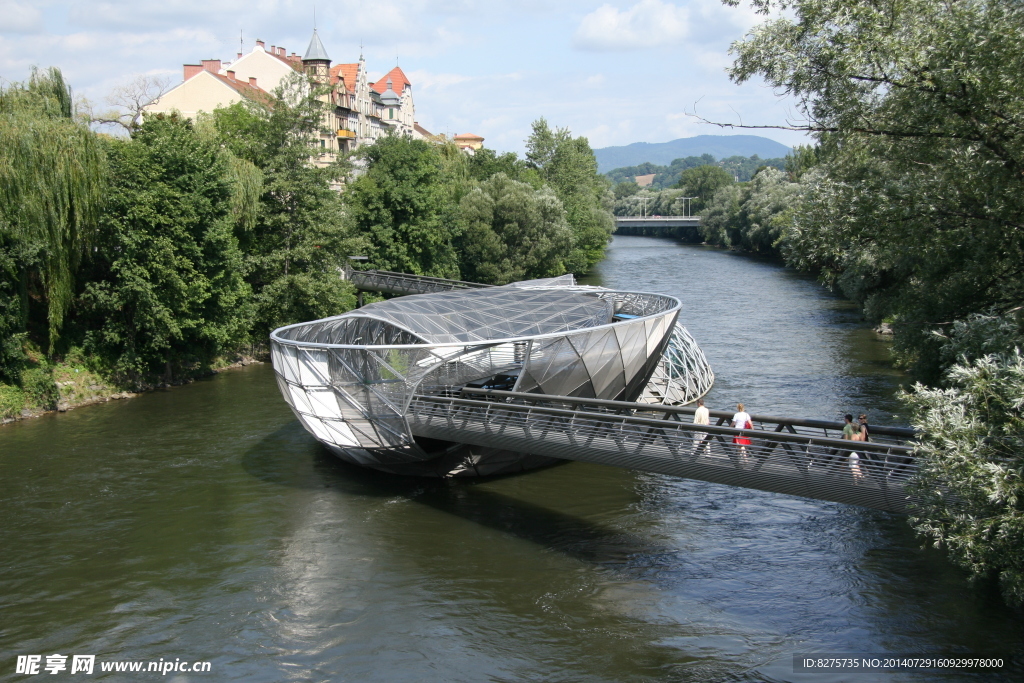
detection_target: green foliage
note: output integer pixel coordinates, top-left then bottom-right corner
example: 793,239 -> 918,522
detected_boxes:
345,134 -> 461,278
605,154 -> 784,188
784,144 -> 818,181
526,118 -> 613,274
211,75 -> 357,340
613,188 -> 688,218
613,181 -> 640,199
20,365 -> 57,409
926,311 -> 1024,380
0,67 -> 105,348
253,272 -> 356,335
729,0 -> 1024,382
464,147 -> 535,184
0,234 -> 29,383
728,0 -> 1024,606
458,173 -> 573,284
0,384 -> 25,419
904,352 -> 1024,606
697,168 -> 802,253
700,184 -> 743,247
79,115 -> 251,381
677,165 -> 734,213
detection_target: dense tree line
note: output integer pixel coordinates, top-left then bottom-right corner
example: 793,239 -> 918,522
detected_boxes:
607,153 -> 786,192
0,69 -> 611,417
725,0 -> 1024,605
346,117 -> 613,284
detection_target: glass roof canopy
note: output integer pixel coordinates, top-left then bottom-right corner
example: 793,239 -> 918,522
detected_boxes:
348,288 -> 615,344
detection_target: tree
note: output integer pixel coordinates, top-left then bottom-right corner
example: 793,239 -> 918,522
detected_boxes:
344,134 -> 461,278
904,351 -> 1024,607
79,115 -> 250,382
613,181 -> 640,200
727,0 -> 1024,380
458,173 -> 573,284
0,67 -> 105,350
784,144 -> 818,181
739,167 -> 801,253
211,73 -> 357,338
700,184 -> 743,247
526,118 -> 614,274
80,74 -> 171,134
677,165 -> 734,213
727,0 -> 1024,605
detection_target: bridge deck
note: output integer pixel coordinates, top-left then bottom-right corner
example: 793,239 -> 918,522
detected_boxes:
411,390 -> 919,513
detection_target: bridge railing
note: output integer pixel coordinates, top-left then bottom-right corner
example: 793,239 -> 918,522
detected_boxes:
409,391 -> 921,512
456,388 -> 915,446
346,268 -> 493,296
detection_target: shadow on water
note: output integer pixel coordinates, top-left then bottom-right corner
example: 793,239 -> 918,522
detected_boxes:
241,421 -> 666,567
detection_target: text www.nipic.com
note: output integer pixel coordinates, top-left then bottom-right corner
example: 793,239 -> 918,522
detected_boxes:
101,660 -> 211,674
16,655 -> 211,675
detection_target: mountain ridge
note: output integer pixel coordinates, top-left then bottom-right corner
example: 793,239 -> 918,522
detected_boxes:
594,135 -> 793,174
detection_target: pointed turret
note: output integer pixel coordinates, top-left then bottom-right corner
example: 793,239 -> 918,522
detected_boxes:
302,29 -> 331,83
303,29 -> 330,61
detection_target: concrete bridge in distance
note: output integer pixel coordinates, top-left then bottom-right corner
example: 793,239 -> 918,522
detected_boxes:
614,216 -> 701,239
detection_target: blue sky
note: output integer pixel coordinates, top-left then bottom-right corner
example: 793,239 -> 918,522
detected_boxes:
0,0 -> 811,155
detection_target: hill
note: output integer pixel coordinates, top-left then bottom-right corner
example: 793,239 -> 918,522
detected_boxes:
593,135 -> 792,173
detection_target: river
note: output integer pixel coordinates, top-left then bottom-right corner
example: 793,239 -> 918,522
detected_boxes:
1,235 -> 1021,682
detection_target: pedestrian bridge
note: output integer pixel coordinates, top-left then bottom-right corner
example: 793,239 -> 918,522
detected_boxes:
340,268 -> 923,513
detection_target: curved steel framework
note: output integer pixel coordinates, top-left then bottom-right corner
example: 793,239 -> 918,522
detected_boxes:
271,276 -> 715,476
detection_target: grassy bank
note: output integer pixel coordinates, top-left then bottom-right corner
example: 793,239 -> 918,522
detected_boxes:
0,350 -> 264,424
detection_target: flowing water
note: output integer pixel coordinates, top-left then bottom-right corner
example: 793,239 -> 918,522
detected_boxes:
2,236 -> 1021,682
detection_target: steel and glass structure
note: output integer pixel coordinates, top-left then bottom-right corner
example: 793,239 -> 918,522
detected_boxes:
271,276 -> 714,476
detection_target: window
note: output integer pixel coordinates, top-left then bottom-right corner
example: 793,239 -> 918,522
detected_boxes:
389,108 -> 394,119
320,139 -> 325,149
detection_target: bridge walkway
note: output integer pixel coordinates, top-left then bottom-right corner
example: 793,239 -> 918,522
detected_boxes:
411,389 -> 920,513
347,268 -> 492,297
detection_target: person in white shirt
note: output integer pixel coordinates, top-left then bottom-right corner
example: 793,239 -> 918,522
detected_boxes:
732,403 -> 753,462
691,398 -> 710,455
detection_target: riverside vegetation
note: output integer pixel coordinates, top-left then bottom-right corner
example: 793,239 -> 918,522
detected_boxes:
611,0 -> 1024,608
712,0 -> 1024,606
0,68 -> 612,420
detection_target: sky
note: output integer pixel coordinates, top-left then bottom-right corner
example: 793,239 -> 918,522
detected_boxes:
0,0 -> 811,155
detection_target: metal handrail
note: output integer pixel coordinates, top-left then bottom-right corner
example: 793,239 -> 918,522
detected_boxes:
457,388 -> 916,442
408,393 -> 922,512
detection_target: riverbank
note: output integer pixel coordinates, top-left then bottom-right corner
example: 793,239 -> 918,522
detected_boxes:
0,354 -> 265,425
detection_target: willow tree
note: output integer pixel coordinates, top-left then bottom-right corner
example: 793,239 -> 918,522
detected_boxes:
0,67 -> 105,350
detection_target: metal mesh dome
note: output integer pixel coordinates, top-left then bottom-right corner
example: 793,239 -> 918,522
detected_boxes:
352,288 -> 614,343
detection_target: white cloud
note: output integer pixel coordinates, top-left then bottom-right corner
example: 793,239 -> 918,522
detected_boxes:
0,1 -> 43,33
572,0 -> 689,51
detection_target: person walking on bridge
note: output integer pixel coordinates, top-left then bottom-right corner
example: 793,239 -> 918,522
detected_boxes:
691,398 -> 710,455
732,403 -> 753,464
842,414 -> 857,440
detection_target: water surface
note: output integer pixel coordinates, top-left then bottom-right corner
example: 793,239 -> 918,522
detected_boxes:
2,236 -> 1020,682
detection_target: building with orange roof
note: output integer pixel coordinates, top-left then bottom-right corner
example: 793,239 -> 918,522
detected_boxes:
368,66 -> 416,136
145,31 -> 431,161
453,133 -> 485,151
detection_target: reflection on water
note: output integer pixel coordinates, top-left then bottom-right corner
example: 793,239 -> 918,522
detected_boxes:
1,236 -> 1020,682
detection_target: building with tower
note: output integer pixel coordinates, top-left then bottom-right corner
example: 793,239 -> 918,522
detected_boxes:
144,29 -> 431,161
